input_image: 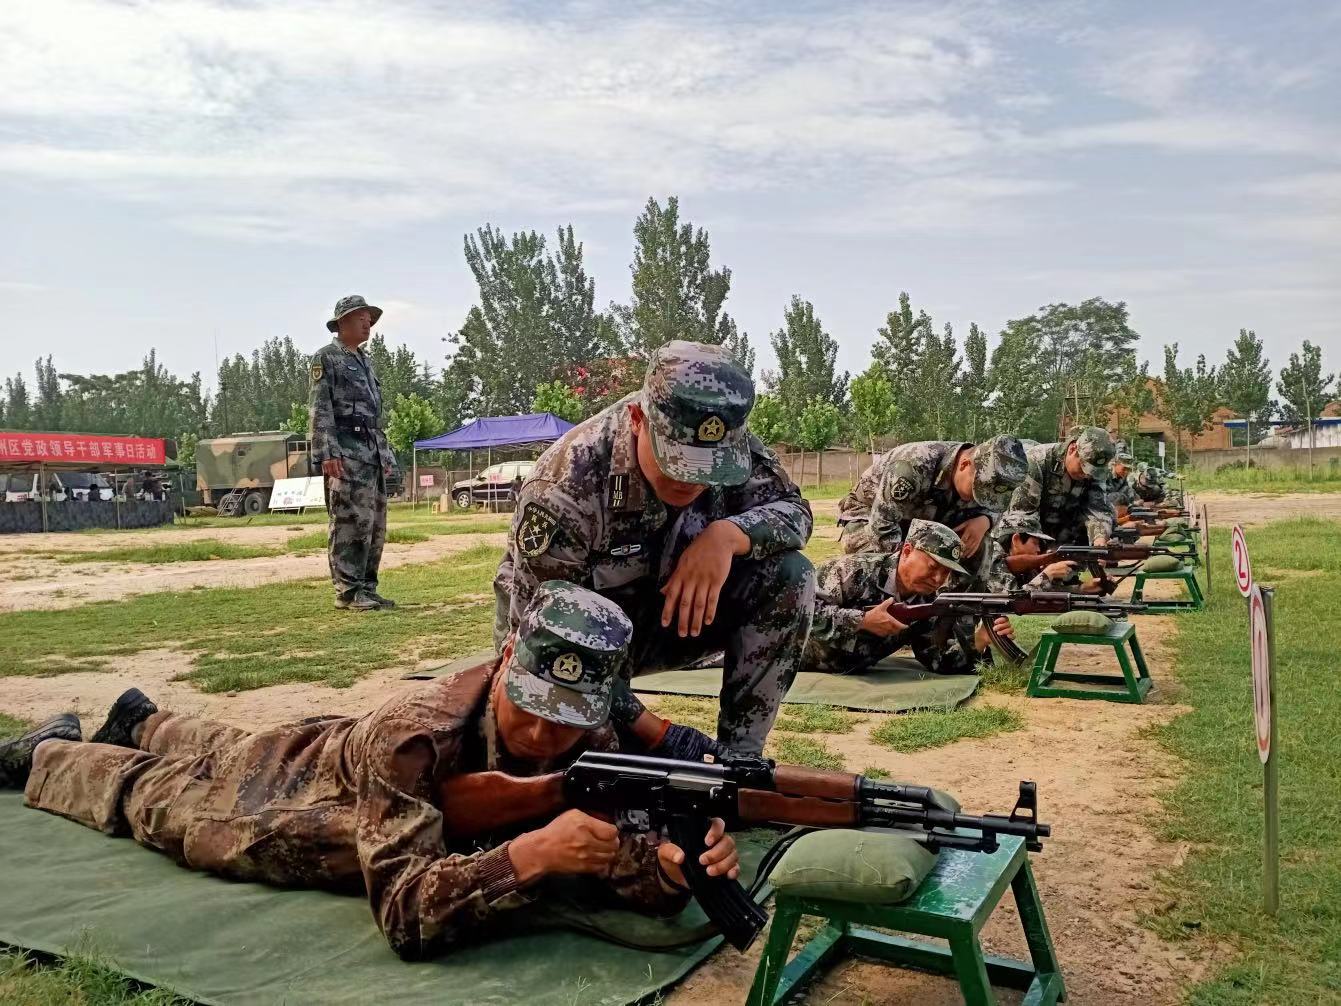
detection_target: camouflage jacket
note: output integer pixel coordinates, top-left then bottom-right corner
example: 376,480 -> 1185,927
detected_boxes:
494,394 -> 812,644
308,337 -> 394,469
1106,472 -> 1137,515
837,442 -> 987,553
977,539 -> 1067,593
1133,472 -> 1166,503
1008,442 -> 1115,545
805,552 -> 981,675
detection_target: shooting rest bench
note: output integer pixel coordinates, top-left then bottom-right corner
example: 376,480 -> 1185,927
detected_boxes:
745,835 -> 1063,1006
1154,529 -> 1199,565
1130,567 -> 1205,612
1027,618 -> 1152,703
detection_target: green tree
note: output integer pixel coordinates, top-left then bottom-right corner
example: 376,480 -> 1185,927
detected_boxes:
768,296 -> 848,417
1276,340 -> 1334,426
960,323 -> 991,441
748,392 -> 792,446
32,357 -> 64,429
795,399 -> 843,486
1159,344 -> 1220,468
848,366 -> 898,454
211,336 -> 309,433
175,432 -> 198,468
621,196 -> 737,356
367,336 -> 433,407
385,393 -> 443,464
870,292 -> 930,442
719,317 -> 756,377
2,374 -> 32,428
1220,328 -> 1274,453
1107,366 -> 1154,452
985,319 -> 1049,440
280,401 -> 308,435
531,381 -> 584,424
915,322 -> 964,440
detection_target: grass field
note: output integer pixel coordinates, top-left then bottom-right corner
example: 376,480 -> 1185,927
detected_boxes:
1145,517 -> 1341,1003
1183,463 -> 1341,494
50,541 -> 282,563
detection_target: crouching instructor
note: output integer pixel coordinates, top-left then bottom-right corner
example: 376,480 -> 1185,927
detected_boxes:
495,341 -> 815,755
309,294 -> 397,611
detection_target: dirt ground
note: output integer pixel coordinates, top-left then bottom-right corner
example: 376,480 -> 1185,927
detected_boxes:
0,491 -> 1301,1003
0,526 -> 506,611
1193,490 -> 1341,527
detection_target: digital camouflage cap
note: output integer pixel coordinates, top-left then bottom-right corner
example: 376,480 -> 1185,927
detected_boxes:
1070,426 -> 1116,478
905,518 -> 968,576
642,340 -> 755,486
971,435 -> 1027,511
326,294 -> 383,333
994,509 -> 1056,544
506,580 -> 633,730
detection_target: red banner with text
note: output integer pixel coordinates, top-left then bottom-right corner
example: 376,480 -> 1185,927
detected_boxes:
0,431 -> 167,466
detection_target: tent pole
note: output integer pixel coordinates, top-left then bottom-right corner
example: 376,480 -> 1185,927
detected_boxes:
39,462 -> 48,533
412,449 -> 417,510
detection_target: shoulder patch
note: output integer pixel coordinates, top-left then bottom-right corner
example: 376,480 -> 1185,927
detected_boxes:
517,503 -> 560,558
310,362 -> 323,381
890,476 -> 917,502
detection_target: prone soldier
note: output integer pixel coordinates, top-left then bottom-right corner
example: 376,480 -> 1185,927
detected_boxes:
836,437 -> 1027,579
0,581 -> 740,960
1107,452 -> 1166,538
308,294 -> 398,611
802,519 -> 1016,676
494,341 -> 814,756
1009,426 -> 1117,547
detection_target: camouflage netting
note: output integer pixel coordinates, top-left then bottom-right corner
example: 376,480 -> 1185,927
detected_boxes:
0,500 -> 174,534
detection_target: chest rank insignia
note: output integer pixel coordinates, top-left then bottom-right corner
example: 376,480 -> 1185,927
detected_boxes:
697,415 -> 726,443
550,652 -> 584,683
310,362 -> 323,382
517,504 -> 559,558
608,472 -> 629,510
890,476 -> 916,502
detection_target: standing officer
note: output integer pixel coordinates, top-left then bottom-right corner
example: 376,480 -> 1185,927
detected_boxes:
309,295 -> 396,611
493,341 -> 815,755
1009,426 -> 1117,546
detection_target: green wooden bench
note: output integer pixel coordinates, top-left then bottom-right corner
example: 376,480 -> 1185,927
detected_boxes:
746,835 -> 1063,1006
1027,619 -> 1152,703
1130,567 -> 1205,612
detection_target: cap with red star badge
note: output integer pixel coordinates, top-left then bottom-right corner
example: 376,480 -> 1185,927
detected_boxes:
642,340 -> 755,486
905,518 -> 969,576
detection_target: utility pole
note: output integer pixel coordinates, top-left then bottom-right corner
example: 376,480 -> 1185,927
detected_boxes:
1302,378 -> 1314,481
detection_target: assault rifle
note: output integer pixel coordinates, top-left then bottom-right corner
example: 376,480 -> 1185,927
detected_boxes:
884,589 -> 1147,661
439,751 -> 1050,951
1006,543 -> 1183,595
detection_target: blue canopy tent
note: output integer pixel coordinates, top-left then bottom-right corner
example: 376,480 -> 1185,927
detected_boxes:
411,412 -> 576,508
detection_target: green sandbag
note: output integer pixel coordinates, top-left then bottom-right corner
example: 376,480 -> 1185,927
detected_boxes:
1051,610 -> 1114,634
771,829 -> 937,904
1143,555 -> 1184,573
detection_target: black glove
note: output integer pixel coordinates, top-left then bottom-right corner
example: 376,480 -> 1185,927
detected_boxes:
656,723 -> 723,763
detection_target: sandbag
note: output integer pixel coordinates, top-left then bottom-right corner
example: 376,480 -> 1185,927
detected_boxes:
1050,610 -> 1114,634
770,829 -> 937,904
1143,555 -> 1184,573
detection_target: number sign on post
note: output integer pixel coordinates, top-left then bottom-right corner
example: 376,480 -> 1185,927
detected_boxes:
1249,583 -> 1280,916
1249,586 -> 1271,761
1232,525 -> 1253,598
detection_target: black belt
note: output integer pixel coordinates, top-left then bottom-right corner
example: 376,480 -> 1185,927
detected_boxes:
334,421 -> 377,434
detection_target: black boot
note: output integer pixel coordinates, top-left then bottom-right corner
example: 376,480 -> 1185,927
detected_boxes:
0,713 -> 81,788
90,688 -> 158,748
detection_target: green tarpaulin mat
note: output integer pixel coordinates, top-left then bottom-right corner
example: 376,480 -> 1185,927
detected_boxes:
0,792 -> 771,1006
406,651 -> 979,713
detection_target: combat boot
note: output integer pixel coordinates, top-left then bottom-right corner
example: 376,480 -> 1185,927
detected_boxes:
346,592 -> 383,611
90,688 -> 158,748
0,713 -> 81,788
366,592 -> 397,609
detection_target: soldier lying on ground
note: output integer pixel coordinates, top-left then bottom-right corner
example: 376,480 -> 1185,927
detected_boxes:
835,435 -> 1027,565
976,510 -> 1099,593
494,340 -> 814,756
0,581 -> 739,961
1105,453 -> 1166,537
801,519 -> 1017,676
1008,426 -> 1117,547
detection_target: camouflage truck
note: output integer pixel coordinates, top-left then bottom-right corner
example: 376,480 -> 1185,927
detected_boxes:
195,432 -> 314,516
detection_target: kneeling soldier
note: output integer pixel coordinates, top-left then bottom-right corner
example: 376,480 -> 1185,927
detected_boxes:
1009,426 -> 1117,547
803,519 -> 1016,676
0,582 -> 739,961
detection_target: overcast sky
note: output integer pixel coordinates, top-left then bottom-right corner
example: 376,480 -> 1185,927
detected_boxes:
2,0 -> 1337,391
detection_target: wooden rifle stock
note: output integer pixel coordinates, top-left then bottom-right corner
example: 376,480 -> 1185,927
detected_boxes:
1004,550 -> 1061,576
438,770 -> 566,839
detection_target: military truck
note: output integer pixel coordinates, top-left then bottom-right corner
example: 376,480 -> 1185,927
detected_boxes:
196,432 -> 314,516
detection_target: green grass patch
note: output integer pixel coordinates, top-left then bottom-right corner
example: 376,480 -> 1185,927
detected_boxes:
0,948 -> 189,1005
283,526 -> 434,553
861,765 -> 892,780
775,703 -> 861,734
767,734 -> 845,770
0,544 -> 505,691
645,695 -> 717,735
0,711 -> 31,734
1183,464 -> 1341,495
801,535 -> 843,566
1146,519 -> 1341,1002
870,704 -> 1023,753
53,541 -> 280,564
801,481 -> 855,501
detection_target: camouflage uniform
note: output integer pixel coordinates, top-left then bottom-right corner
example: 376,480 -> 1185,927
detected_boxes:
977,511 -> 1067,593
22,583 -> 687,961
494,341 -> 815,754
1133,464 -> 1166,504
309,295 -> 396,604
1008,428 -> 1117,546
837,438 -> 1027,578
804,520 -> 982,676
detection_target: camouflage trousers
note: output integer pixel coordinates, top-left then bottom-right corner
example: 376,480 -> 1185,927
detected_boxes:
326,458 -> 387,600
802,617 -> 981,677
23,712 -> 360,887
612,550 -> 815,754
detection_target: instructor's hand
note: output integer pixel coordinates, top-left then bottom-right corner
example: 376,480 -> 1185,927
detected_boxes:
658,818 -> 739,889
860,598 -> 908,637
954,515 -> 991,557
321,458 -> 345,479
662,520 -> 749,638
508,810 -> 619,884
